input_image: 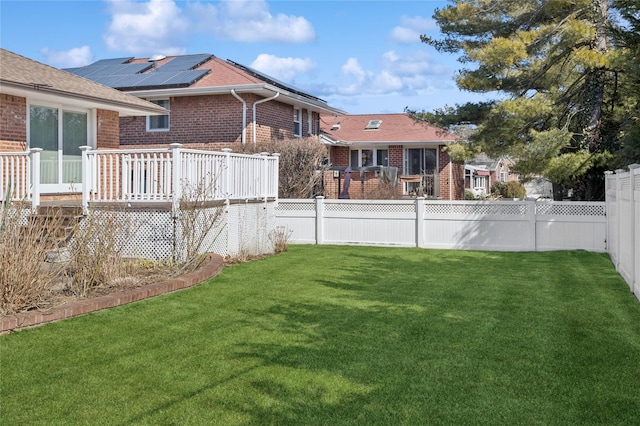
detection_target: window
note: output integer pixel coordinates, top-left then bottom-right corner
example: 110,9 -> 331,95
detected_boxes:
29,104 -> 87,191
349,148 -> 388,168
293,108 -> 301,137
147,99 -> 169,131
307,110 -> 313,135
500,171 -> 507,182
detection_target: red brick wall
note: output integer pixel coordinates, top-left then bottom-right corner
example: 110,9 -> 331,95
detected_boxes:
0,94 -> 27,147
120,93 -> 301,149
97,109 -> 120,149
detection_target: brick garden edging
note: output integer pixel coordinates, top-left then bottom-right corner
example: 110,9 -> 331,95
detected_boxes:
0,253 -> 224,334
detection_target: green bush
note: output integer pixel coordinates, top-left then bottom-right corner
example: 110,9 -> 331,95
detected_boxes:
491,181 -> 526,199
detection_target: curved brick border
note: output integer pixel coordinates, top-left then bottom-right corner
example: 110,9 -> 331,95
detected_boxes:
0,253 -> 224,334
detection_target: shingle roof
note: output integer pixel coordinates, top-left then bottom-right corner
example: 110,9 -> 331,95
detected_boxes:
320,113 -> 459,144
0,49 -> 167,116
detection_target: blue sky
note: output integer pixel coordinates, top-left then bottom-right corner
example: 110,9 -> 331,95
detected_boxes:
0,0 -> 494,114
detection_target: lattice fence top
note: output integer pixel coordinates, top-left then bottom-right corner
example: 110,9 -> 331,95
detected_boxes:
424,203 -> 527,215
276,201 -> 315,211
536,202 -> 606,216
325,202 -> 415,214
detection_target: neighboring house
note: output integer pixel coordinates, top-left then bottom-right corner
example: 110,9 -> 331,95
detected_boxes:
0,48 -> 167,197
64,54 -> 345,150
320,113 -> 463,199
464,153 -> 519,197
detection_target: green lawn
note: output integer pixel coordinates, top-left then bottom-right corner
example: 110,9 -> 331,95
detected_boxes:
2,246 -> 640,425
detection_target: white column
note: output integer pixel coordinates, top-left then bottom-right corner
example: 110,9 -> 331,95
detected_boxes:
29,148 -> 42,211
79,146 -> 92,213
170,143 -> 183,215
416,197 -> 425,248
315,196 -> 324,245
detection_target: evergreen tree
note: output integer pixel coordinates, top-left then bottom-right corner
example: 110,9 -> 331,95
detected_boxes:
421,0 -> 624,200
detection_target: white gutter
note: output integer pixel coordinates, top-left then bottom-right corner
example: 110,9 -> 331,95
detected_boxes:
230,89 -> 247,145
252,91 -> 280,146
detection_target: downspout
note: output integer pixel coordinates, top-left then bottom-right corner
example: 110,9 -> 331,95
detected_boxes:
231,89 -> 247,146
252,92 -> 280,146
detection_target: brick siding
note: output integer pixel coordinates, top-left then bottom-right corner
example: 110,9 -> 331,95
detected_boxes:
97,109 -> 120,149
120,94 -> 307,149
0,94 -> 27,145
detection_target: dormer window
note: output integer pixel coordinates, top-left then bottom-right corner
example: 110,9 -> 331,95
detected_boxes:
365,120 -> 382,130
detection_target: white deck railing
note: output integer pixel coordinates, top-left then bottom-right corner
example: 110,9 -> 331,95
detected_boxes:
0,148 -> 40,206
0,144 -> 278,210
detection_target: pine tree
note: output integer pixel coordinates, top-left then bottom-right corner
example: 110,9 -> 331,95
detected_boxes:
422,0 -> 622,200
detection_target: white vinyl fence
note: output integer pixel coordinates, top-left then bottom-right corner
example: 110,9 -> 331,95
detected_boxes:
275,198 -> 607,252
605,165 -> 640,301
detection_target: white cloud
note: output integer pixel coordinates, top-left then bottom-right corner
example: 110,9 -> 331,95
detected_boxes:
390,15 -> 437,44
40,46 -> 93,68
103,0 -> 189,56
251,54 -> 315,82
325,50 -> 449,97
190,0 -> 315,43
341,58 -> 367,84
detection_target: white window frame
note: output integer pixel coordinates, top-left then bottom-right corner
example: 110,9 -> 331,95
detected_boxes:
500,171 -> 507,182
27,100 -> 95,193
294,107 -> 301,137
349,148 -> 389,168
307,110 -> 313,135
146,98 -> 170,132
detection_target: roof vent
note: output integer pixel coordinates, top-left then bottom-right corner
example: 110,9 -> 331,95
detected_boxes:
149,54 -> 167,62
365,119 -> 382,130
331,123 -> 341,131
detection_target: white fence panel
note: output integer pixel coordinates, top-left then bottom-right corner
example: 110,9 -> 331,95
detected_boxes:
535,202 -> 606,252
323,199 -> 417,247
422,201 -> 534,251
274,199 -> 317,244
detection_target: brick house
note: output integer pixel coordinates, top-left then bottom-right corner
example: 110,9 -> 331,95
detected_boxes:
64,54 -> 345,151
464,153 -> 519,198
320,113 -> 464,200
0,48 -> 167,197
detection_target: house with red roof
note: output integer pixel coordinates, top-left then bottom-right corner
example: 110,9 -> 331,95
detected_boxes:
64,54 -> 345,151
320,113 -> 464,200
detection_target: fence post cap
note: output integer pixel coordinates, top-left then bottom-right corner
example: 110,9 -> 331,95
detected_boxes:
29,147 -> 43,153
169,143 -> 183,148
79,146 -> 92,151
222,148 -> 232,153
271,153 -> 281,157
628,163 -> 640,170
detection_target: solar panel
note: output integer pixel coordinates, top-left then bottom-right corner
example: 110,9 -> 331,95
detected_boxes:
162,69 -> 210,85
111,69 -> 210,90
156,54 -> 212,72
90,57 -> 134,66
91,75 -> 134,88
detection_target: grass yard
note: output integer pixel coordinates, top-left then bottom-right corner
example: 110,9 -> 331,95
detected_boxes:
1,246 -> 640,425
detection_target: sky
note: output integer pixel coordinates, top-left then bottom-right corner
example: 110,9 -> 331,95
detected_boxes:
0,0 -> 494,115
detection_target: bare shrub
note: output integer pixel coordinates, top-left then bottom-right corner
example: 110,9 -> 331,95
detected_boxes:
0,205 -> 64,314
174,176 -> 225,272
243,137 -> 329,198
66,208 -> 132,297
269,226 -> 292,254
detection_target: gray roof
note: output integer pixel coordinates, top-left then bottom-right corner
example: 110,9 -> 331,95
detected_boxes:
0,49 -> 167,116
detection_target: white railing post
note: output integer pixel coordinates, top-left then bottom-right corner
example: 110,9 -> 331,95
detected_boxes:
170,143 -> 183,215
80,146 -> 92,213
29,148 -> 42,211
315,196 -> 324,245
222,148 -> 232,199
615,169 -> 626,272
272,153 -> 280,202
260,152 -> 269,201
628,164 -> 639,297
416,197 -> 425,248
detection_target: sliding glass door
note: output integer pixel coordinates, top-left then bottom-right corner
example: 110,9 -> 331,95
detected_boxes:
30,104 -> 87,192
